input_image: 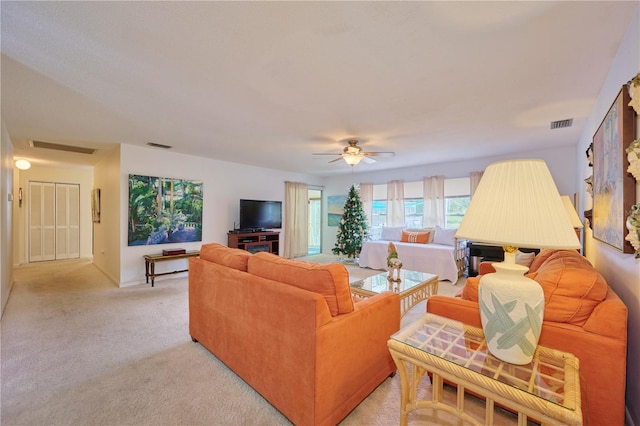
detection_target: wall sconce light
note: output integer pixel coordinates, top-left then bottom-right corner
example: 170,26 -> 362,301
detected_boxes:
15,159 -> 31,170
19,188 -> 23,208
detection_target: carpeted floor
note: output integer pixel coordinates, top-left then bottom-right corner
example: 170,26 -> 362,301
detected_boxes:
1,257 -> 521,425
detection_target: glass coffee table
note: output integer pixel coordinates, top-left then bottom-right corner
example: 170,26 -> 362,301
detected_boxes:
350,270 -> 438,317
388,313 -> 582,426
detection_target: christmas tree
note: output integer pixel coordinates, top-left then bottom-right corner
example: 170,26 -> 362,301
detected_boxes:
332,185 -> 369,258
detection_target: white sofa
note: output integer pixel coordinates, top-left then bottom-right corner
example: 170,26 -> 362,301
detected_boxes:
358,226 -> 466,283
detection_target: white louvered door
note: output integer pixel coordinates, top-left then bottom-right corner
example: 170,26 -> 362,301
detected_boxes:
29,182 -> 80,262
56,183 -> 80,259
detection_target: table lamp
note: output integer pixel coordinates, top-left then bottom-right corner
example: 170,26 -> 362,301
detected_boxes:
456,159 -> 580,364
561,195 -> 584,243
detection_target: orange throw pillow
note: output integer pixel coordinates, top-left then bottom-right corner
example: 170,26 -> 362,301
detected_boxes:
401,230 -> 430,244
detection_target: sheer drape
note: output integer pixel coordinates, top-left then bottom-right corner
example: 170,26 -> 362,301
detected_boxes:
470,171 -> 484,199
283,181 -> 308,258
359,183 -> 373,229
423,175 -> 445,227
386,180 -> 405,227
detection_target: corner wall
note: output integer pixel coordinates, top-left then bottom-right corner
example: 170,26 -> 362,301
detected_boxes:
0,120 -> 14,318
576,5 -> 640,425
92,146 -> 121,284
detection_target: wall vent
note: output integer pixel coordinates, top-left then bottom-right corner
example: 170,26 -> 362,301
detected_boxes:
30,140 -> 95,154
146,142 -> 173,149
550,118 -> 573,129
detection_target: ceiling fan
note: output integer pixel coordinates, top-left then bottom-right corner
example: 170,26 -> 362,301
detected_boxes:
312,139 -> 395,166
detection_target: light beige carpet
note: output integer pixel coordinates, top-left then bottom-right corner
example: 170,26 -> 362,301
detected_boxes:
1,257 -> 520,425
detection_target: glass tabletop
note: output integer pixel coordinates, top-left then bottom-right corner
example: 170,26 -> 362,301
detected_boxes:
351,269 -> 437,294
391,313 -> 574,409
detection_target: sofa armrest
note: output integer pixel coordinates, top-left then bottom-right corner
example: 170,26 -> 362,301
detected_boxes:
426,295 -> 482,328
315,291 -> 401,425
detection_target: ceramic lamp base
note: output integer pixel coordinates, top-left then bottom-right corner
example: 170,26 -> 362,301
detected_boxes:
478,260 -> 544,365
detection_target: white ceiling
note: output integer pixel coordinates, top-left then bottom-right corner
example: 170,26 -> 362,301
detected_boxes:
2,1 -> 637,175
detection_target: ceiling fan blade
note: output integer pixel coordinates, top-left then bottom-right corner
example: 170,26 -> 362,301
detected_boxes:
328,157 -> 344,163
312,153 -> 341,156
364,152 -> 395,157
361,156 -> 377,164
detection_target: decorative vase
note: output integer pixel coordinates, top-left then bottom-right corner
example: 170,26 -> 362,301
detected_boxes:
478,253 -> 544,365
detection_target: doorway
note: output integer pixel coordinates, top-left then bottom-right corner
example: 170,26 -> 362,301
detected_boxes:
29,181 -> 80,262
308,189 -> 322,255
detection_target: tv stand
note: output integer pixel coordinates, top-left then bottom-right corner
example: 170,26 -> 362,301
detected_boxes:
228,230 -> 279,255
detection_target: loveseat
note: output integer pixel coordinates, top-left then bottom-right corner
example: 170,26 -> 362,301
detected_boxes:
189,243 -> 401,426
427,249 -> 628,426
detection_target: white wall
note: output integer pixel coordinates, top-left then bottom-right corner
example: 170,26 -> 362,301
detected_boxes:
1,121 -> 14,318
322,145 -> 577,253
117,144 -> 323,286
12,164 -> 94,264
92,146 -> 121,284
576,6 -> 640,425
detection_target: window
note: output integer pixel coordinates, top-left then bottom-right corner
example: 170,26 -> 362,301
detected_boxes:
367,178 -> 470,239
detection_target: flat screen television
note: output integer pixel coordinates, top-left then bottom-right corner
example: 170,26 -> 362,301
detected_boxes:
239,199 -> 282,231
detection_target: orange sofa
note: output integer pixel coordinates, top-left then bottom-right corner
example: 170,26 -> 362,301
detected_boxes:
427,249 -> 628,426
189,243 -> 401,426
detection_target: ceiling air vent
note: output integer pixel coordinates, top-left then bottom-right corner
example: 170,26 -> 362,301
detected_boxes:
550,118 -> 573,129
30,140 -> 95,154
146,142 -> 172,149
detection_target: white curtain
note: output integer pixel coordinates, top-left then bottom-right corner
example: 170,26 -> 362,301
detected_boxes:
359,182 -> 373,228
470,171 -> 484,199
283,181 -> 308,258
386,180 -> 405,227
423,175 -> 445,227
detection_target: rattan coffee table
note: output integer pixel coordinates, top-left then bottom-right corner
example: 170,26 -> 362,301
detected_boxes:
388,313 -> 582,426
350,270 -> 438,317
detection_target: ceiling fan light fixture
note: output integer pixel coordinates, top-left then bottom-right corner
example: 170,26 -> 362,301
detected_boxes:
343,153 -> 363,166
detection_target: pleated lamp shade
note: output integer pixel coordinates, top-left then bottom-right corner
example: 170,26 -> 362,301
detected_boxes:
561,195 -> 584,229
456,159 -> 580,250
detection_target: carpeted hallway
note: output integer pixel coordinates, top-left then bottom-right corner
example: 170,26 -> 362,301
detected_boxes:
1,257 -> 521,425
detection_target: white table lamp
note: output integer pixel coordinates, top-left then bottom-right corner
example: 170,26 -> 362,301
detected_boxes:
456,159 -> 580,364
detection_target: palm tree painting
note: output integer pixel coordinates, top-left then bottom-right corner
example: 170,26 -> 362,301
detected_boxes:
128,174 -> 203,246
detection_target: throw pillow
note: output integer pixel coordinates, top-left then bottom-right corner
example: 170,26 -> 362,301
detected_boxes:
380,226 -> 405,241
515,251 -> 536,268
401,230 -> 430,244
433,225 -> 457,246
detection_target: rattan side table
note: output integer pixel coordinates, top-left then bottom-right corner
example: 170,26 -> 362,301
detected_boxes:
388,313 -> 582,426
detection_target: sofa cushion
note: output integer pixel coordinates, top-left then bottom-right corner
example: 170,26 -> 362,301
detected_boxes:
248,252 -> 354,316
528,248 -> 584,273
534,251 -> 607,326
400,230 -> 430,244
200,243 -> 251,271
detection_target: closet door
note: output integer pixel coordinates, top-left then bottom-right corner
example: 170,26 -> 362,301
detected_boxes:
56,184 -> 80,259
29,182 -> 56,262
29,182 -> 80,262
